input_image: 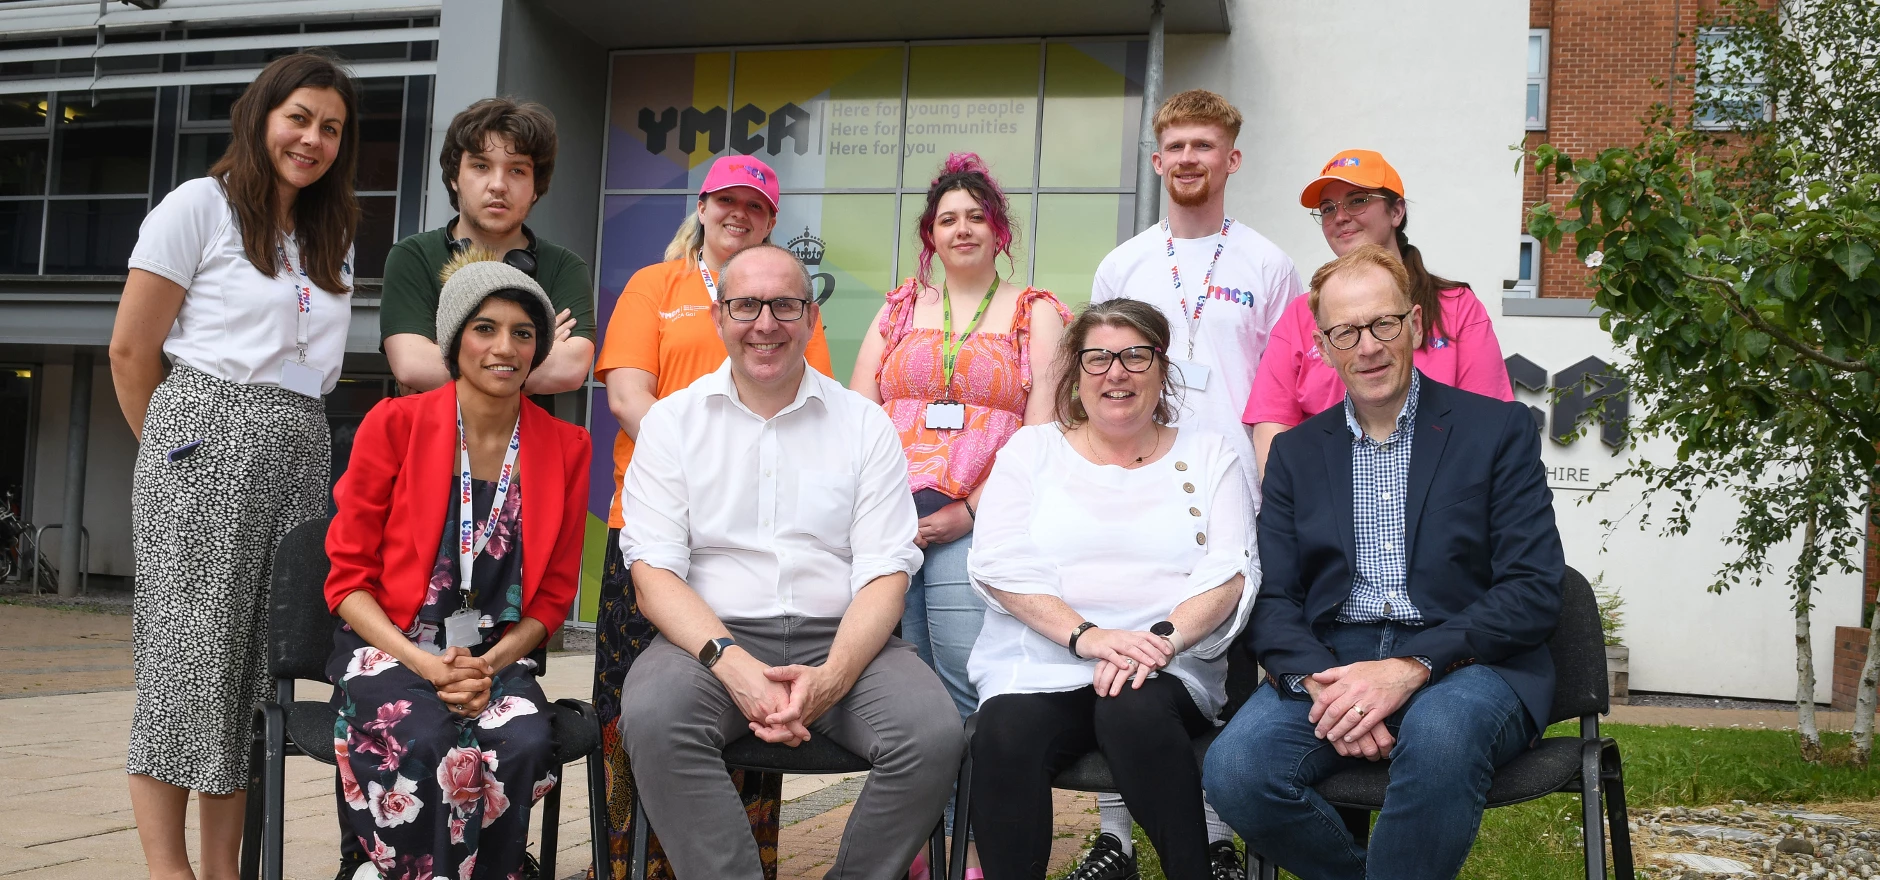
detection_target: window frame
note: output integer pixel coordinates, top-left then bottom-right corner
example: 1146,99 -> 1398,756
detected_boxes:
1526,29 -> 1549,132
1512,234 -> 1541,297
1693,26 -> 1769,132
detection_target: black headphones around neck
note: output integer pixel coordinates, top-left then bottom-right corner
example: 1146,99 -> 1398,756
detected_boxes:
447,218 -> 539,277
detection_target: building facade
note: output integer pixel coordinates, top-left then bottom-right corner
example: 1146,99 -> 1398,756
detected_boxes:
1,0 -> 1862,702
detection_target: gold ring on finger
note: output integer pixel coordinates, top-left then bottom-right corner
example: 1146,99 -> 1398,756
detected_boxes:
1353,704 -> 1367,718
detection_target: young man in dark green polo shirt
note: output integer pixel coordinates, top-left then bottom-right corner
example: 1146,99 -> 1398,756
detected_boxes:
380,97 -> 596,394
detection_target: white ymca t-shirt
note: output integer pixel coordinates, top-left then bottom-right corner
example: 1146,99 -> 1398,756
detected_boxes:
129,176 -> 353,395
1091,219 -> 1303,504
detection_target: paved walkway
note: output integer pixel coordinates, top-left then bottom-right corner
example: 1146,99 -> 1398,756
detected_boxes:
0,601 -> 1861,879
0,604 -> 1092,879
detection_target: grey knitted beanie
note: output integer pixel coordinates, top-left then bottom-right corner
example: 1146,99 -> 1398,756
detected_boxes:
435,247 -> 557,371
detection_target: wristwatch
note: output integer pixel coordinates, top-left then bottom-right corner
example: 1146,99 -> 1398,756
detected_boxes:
1151,620 -> 1183,653
698,637 -> 737,668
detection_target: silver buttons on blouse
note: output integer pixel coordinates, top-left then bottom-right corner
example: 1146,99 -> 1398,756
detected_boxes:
1196,532 -> 1206,545
1175,461 -> 1188,471
1183,482 -> 1195,493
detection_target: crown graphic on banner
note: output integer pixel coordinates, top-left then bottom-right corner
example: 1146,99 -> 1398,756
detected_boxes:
786,227 -> 826,267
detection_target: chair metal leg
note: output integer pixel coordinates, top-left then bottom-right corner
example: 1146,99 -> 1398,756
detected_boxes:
1579,739 -> 1609,880
240,717 -> 266,880
1249,847 -> 1275,880
949,745 -> 973,880
928,817 -> 948,880
629,791 -> 651,880
539,764 -> 562,880
1601,740 -> 1634,880
258,704 -> 289,880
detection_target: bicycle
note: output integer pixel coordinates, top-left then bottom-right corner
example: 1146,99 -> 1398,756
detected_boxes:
0,486 -> 56,591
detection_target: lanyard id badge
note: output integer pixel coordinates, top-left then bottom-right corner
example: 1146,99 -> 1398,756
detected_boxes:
924,277 -> 999,431
450,402 -> 521,649
276,242 -> 323,397
698,261 -> 720,302
1169,358 -> 1212,390
1166,216 -> 1233,363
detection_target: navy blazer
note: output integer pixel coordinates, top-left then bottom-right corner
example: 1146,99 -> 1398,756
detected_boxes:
1248,375 -> 1565,731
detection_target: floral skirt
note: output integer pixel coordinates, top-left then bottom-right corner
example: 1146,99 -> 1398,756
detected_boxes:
592,528 -> 782,880
328,628 -> 556,880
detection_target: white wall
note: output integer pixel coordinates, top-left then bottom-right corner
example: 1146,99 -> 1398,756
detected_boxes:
1163,0 -> 1858,701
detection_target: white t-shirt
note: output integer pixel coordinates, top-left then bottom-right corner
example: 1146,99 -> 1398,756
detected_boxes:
1090,218 -> 1303,504
966,425 -> 1257,720
129,177 -> 353,394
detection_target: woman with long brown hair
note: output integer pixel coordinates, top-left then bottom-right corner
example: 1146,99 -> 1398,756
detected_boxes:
108,51 -> 359,880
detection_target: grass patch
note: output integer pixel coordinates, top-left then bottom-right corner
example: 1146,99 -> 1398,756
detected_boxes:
1085,722 -> 1880,880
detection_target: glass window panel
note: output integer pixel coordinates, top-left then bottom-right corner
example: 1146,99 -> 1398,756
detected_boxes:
730,47 -> 903,190
606,53 -> 732,190
56,89 -> 156,195
0,201 -> 42,273
596,194 -> 689,331
176,132 -> 232,184
0,40 -> 57,82
355,78 -> 405,192
1519,239 -> 1534,281
0,140 -> 48,196
1033,194 -> 1130,308
323,42 -> 411,64
773,193 -> 898,384
903,44 -> 1039,188
44,198 -> 144,274
898,191 -> 1032,302
355,195 -> 396,278
186,83 -> 247,121
1528,34 -> 1544,76
0,96 -> 48,129
1040,41 -> 1144,189
1526,84 -> 1542,125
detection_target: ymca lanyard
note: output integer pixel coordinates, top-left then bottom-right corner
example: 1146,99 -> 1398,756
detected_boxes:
940,277 -> 999,395
1165,216 -> 1233,359
276,242 -> 312,363
457,402 -> 522,607
697,260 -> 719,302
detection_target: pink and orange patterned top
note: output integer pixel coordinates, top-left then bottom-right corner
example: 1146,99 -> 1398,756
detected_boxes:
875,281 -> 1072,500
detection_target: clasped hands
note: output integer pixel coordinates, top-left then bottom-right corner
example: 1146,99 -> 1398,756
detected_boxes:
1078,627 -> 1177,697
418,646 -> 494,718
1302,658 -> 1431,761
714,648 -> 855,747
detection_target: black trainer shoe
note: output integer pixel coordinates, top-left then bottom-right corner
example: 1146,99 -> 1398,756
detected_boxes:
1066,832 -> 1140,880
1209,838 -> 1247,880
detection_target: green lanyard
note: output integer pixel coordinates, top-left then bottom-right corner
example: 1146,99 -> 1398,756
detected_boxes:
941,277 -> 1000,395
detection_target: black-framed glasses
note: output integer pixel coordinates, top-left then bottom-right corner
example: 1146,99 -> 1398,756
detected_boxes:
1309,192 -> 1393,225
723,296 -> 811,322
1077,345 -> 1162,375
1319,310 -> 1412,350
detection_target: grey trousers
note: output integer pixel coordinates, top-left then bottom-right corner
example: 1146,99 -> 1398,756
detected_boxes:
620,616 -> 965,880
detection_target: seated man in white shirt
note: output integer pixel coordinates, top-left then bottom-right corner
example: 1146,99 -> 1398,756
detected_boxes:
619,243 -> 964,880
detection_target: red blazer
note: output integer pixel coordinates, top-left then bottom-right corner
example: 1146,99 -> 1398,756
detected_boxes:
325,384 -> 591,637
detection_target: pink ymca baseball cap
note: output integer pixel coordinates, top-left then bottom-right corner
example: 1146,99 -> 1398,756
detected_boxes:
699,155 -> 781,214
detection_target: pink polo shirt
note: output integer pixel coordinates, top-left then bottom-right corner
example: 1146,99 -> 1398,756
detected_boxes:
1244,286 -> 1514,426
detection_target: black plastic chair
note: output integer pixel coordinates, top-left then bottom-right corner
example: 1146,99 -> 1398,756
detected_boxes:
948,717 -> 1254,880
238,516 -> 609,880
625,734 -> 948,879
1244,566 -> 1634,880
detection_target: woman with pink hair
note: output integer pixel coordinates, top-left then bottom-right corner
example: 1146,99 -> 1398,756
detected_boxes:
851,152 -> 1069,877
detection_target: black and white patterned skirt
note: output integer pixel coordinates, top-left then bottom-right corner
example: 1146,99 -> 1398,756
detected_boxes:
127,363 -> 330,794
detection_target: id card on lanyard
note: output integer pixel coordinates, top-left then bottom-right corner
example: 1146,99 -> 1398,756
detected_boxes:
276,242 -> 323,397
924,278 -> 999,431
446,402 -> 522,650
1166,217 -> 1233,391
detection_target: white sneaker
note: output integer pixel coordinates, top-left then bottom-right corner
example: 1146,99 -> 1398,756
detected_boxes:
351,863 -> 383,880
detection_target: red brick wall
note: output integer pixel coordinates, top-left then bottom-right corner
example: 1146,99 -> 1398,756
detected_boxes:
1522,0 -> 1726,297
1834,626 -> 1868,710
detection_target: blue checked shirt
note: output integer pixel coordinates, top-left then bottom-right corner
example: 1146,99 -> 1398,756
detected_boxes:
1338,370 -> 1422,624
1286,371 -> 1430,694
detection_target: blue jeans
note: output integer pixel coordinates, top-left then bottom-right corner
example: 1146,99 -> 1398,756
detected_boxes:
1202,622 -> 1537,880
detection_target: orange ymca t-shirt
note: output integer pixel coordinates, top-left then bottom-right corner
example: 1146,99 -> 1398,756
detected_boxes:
594,256 -> 835,527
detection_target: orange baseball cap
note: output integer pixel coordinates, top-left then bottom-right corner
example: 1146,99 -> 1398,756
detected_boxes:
1299,150 -> 1405,208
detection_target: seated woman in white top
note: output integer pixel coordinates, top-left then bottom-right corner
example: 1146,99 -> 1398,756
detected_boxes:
965,298 -> 1255,880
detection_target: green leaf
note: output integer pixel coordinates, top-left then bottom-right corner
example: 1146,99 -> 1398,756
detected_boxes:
1831,240 -> 1874,281
1771,263 -> 1801,301
1742,329 -> 1771,359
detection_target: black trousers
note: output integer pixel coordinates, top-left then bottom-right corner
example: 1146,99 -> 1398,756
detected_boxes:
971,675 -> 1213,880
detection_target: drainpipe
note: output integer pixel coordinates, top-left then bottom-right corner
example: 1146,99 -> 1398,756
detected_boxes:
57,350 -> 90,597
1132,0 -> 1166,234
